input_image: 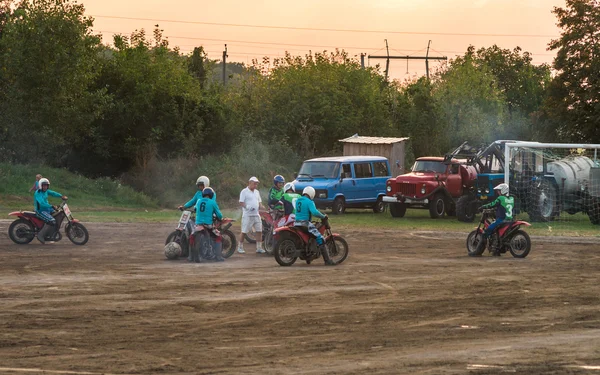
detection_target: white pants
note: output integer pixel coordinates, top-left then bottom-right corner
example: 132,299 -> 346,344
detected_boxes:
241,216 -> 262,234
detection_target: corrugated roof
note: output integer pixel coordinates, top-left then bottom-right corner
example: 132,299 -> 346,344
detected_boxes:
339,135 -> 410,144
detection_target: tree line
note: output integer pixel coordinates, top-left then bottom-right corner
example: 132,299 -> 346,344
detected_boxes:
0,0 -> 597,179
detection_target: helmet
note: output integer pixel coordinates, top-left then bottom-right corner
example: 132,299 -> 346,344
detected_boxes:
302,186 -> 316,200
164,242 -> 181,260
283,182 -> 295,192
202,187 -> 215,199
494,183 -> 509,196
39,178 -> 50,188
274,175 -> 285,185
196,176 -> 210,187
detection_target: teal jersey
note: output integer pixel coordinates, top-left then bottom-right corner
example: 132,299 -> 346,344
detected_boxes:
295,196 -> 326,222
195,197 -> 223,225
484,195 -> 514,220
184,189 -> 216,209
34,189 -> 62,212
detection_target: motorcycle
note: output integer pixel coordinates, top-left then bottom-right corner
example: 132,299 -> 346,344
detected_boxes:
466,208 -> 532,258
165,208 -> 237,260
243,209 -> 283,255
273,216 -> 349,266
8,199 -> 89,245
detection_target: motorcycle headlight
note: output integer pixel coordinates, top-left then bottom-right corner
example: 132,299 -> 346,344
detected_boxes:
386,185 -> 392,192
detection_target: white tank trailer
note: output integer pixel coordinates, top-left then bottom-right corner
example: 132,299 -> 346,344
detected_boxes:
545,156 -> 600,223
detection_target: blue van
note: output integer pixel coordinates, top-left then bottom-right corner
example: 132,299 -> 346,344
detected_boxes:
292,156 -> 392,214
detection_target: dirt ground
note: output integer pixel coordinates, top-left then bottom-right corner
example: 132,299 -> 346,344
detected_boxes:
0,221 -> 599,375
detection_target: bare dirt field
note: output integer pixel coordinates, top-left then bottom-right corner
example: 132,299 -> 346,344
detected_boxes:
1,221 -> 599,375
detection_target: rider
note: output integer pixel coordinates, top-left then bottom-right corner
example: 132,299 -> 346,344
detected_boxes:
178,176 -> 215,211
294,186 -> 334,265
193,187 -> 224,262
34,178 -> 67,244
277,182 -> 300,228
475,183 -> 514,256
268,175 -> 285,220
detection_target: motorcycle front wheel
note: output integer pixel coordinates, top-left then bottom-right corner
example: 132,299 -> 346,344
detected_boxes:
221,229 -> 237,258
274,233 -> 298,266
466,230 -> 485,257
8,219 -> 35,245
326,236 -> 349,265
508,230 -> 531,258
65,222 -> 89,245
165,230 -> 189,258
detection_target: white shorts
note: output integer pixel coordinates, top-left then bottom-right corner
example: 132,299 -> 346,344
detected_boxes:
241,216 -> 263,234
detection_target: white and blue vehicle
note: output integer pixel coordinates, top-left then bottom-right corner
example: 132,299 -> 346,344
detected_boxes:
292,156 -> 392,214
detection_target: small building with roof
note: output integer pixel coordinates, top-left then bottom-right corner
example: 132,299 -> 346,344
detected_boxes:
339,135 -> 409,177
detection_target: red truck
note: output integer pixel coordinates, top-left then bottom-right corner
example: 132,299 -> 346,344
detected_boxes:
383,156 -> 477,218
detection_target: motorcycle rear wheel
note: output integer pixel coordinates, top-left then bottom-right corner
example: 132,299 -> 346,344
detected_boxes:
221,229 -> 237,258
274,233 -> 298,266
326,236 -> 349,265
8,219 -> 35,245
466,230 -> 485,257
508,230 -> 531,258
65,223 -> 89,245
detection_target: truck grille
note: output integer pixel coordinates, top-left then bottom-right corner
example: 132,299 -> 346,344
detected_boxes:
398,184 -> 416,196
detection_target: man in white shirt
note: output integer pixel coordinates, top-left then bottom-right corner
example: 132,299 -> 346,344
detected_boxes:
238,176 -> 265,254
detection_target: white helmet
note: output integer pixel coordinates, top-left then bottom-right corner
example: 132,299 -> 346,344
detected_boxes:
196,176 -> 210,187
39,178 -> 50,188
284,182 -> 295,192
164,242 -> 181,260
302,186 -> 316,200
494,183 -> 509,196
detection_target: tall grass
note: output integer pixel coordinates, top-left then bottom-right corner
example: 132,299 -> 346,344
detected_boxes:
121,137 -> 304,207
0,163 -> 157,209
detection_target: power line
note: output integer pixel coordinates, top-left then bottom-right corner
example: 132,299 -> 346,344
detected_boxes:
95,30 -> 557,57
90,14 -> 559,38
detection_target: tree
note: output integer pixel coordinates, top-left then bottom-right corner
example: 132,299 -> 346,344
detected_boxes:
0,0 -> 106,163
547,0 -> 600,142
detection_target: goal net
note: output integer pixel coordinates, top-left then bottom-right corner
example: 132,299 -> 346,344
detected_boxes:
504,142 -> 600,231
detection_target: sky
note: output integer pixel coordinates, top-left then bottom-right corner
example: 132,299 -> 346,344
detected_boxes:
82,0 -> 565,81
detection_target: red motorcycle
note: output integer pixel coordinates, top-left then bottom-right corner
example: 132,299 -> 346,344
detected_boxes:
466,208 -> 531,258
273,216 -> 349,266
243,209 -> 283,255
8,199 -> 89,245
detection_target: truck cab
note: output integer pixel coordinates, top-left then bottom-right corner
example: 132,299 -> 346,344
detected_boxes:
384,157 -> 477,219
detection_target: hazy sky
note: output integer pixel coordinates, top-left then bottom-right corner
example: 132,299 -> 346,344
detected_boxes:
82,0 -> 565,80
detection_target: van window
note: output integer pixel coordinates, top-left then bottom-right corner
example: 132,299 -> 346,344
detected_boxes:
341,164 -> 352,179
354,163 -> 373,178
373,161 -> 389,177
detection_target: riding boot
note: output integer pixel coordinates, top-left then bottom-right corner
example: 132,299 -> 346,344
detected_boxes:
213,241 -> 224,262
37,223 -> 53,244
319,243 -> 334,266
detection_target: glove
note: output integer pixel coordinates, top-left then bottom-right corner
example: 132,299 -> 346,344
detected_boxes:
177,205 -> 184,211
61,195 -> 68,200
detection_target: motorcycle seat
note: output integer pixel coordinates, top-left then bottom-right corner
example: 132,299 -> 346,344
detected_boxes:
22,211 -> 38,217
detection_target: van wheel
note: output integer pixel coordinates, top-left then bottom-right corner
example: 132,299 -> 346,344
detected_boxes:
332,197 -> 345,215
372,197 -> 386,213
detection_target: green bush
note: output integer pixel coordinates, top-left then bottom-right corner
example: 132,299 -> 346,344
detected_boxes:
0,163 -> 157,209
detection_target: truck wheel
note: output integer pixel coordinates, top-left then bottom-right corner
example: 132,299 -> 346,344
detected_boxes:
429,194 -> 445,219
372,197 -> 386,213
332,197 -> 345,215
389,203 -> 407,218
588,199 -> 600,225
456,193 -> 476,222
527,180 -> 558,222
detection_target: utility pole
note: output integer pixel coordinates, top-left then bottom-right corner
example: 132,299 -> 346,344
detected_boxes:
369,41 -> 447,81
360,53 -> 365,69
384,39 -> 390,81
425,40 -> 431,80
222,44 -> 228,85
